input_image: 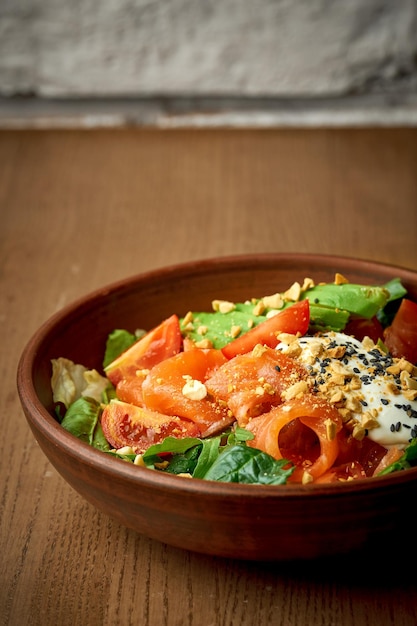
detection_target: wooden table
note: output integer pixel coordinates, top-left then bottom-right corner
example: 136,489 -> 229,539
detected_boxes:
2,128 -> 417,626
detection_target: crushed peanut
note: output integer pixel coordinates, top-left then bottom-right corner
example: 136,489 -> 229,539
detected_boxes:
253,300 -> 266,316
212,299 -> 236,313
262,293 -> 284,309
334,273 -> 349,285
283,281 -> 301,302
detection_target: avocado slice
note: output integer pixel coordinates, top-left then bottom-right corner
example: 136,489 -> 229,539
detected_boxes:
300,283 -> 390,319
180,280 -> 399,350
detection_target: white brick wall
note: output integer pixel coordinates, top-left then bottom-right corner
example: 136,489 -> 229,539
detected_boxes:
1,0 -> 416,98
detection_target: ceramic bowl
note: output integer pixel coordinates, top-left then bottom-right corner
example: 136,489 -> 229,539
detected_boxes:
17,253 -> 417,561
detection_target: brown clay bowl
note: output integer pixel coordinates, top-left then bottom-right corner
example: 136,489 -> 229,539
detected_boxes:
17,253 -> 417,561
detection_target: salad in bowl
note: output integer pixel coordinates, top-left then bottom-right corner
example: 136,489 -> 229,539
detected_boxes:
51,272 -> 417,487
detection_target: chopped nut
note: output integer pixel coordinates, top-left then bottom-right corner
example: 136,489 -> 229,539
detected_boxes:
154,460 -> 170,469
361,414 -> 380,430
329,389 -> 344,404
283,342 -> 302,358
283,281 -> 301,302
252,344 -> 268,357
403,389 -> 417,401
116,446 -> 135,456
326,345 -> 346,359
182,311 -> 194,326
362,336 -> 376,351
338,408 -> 354,422
253,300 -> 266,316
401,371 -> 417,390
276,332 -> 298,345
334,273 -> 349,285
212,299 -> 236,313
262,293 -> 284,309
134,455 -> 146,467
197,325 -> 208,335
230,325 -> 242,338
301,277 -> 315,291
352,424 -> 366,441
282,380 -> 308,400
302,471 -> 314,485
324,418 -> 338,441
194,339 -> 213,349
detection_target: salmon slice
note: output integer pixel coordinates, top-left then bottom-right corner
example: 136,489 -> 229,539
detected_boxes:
205,346 -> 307,426
245,394 -> 343,482
141,348 -> 234,437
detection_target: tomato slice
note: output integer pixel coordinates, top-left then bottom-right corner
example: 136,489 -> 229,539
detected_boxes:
221,300 -> 310,359
105,314 -> 182,386
334,429 -> 387,477
383,298 -> 417,364
101,399 -> 201,454
344,315 -> 384,343
371,446 -> 403,476
314,461 -> 367,483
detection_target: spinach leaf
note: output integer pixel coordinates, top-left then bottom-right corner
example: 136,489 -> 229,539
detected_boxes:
377,278 -> 407,327
61,397 -> 109,452
192,436 -> 223,478
202,445 -> 295,485
103,329 -> 138,368
164,444 -> 203,475
142,436 -> 202,468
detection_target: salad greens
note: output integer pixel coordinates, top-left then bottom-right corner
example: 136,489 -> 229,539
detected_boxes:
142,426 -> 295,484
103,328 -> 145,368
61,397 -> 110,452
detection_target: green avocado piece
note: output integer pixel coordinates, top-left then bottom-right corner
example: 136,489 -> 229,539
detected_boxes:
300,283 -> 390,319
180,281 -> 394,349
309,304 -> 350,332
181,303 -> 268,349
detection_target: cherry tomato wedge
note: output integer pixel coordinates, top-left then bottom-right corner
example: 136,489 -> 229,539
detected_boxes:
221,300 -> 310,359
105,314 -> 182,386
383,298 -> 417,364
101,399 -> 201,454
344,315 -> 384,344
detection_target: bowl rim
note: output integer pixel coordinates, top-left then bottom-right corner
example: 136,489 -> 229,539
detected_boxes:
16,251 -> 417,500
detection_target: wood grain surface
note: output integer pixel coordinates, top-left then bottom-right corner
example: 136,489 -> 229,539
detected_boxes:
1,128 -> 417,626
